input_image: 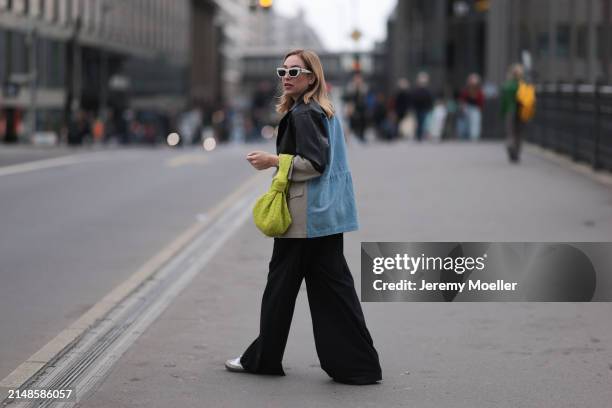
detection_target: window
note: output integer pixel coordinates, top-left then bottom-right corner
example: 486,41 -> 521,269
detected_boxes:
577,24 -> 588,60
0,30 -> 5,82
519,23 -> 531,52
49,41 -> 66,88
36,38 -> 65,88
596,24 -> 611,60
13,0 -> 27,14
556,24 -> 570,58
58,0 -> 71,25
10,32 -> 27,74
71,0 -> 80,23
35,38 -> 47,86
30,0 -> 43,17
536,31 -> 550,57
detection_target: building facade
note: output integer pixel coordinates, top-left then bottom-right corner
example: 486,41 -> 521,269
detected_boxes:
487,0 -> 612,85
385,0 -> 612,94
384,0 -> 483,95
0,0 -> 192,142
0,0 -> 252,143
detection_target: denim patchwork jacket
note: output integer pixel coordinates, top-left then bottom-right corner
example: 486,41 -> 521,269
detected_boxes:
275,97 -> 359,238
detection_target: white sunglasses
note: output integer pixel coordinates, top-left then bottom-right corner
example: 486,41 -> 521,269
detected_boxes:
276,67 -> 312,78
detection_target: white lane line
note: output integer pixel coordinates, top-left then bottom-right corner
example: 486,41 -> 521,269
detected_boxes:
0,152 -> 138,177
165,154 -> 209,168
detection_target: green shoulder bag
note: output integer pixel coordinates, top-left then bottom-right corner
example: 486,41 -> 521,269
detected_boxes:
252,154 -> 294,237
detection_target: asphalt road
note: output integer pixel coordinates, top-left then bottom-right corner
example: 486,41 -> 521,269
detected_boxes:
0,145 -> 92,167
0,143 -> 257,381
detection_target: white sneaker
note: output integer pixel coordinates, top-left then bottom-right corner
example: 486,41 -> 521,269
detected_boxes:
225,356 -> 245,372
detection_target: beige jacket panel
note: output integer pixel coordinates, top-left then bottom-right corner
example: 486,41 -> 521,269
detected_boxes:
280,156 -> 322,238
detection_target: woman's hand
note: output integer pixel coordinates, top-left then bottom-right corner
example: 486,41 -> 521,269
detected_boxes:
246,151 -> 279,170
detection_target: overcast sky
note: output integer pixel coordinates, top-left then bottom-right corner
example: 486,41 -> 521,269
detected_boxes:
272,0 -> 398,52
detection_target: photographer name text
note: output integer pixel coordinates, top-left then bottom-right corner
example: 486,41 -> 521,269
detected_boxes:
372,279 -> 518,292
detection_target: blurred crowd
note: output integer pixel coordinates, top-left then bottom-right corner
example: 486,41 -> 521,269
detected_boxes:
338,64 -> 533,163
341,71 -> 487,144
3,63 -> 530,158
56,104 -> 233,148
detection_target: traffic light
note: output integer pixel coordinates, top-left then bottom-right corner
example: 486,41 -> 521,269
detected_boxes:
475,0 -> 490,13
249,0 -> 272,12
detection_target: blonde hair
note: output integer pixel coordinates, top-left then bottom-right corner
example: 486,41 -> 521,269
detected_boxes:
508,63 -> 524,81
276,49 -> 335,118
416,71 -> 430,87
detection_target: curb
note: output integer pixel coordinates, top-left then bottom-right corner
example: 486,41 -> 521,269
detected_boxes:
525,143 -> 612,188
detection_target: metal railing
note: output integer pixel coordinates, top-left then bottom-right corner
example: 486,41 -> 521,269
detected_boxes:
526,82 -> 612,172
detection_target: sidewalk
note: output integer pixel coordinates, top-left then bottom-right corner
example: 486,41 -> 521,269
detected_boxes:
79,141 -> 612,408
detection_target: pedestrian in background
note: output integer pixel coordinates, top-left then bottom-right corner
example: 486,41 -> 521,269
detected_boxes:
429,94 -> 448,142
343,72 -> 369,143
67,110 -> 91,146
226,49 -> 382,385
411,72 -> 433,142
249,81 -> 274,141
372,91 -> 393,141
501,64 -> 524,162
459,73 -> 484,141
92,117 -> 105,144
393,78 -> 412,140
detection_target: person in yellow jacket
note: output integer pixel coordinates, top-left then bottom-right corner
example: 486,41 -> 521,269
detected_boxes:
501,64 -> 525,163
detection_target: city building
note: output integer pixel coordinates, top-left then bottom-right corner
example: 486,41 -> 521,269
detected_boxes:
383,0 -> 483,95
241,7 -> 385,104
487,0 -> 612,85
241,6 -> 328,96
0,0 -> 252,144
384,0 -> 612,94
246,7 -> 325,54
0,0 -> 192,143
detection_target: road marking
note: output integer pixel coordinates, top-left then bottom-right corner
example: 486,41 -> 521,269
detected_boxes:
0,170 -> 269,404
0,152 -> 137,177
165,154 -> 209,168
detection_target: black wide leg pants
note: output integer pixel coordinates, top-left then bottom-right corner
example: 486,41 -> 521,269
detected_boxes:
240,233 -> 382,384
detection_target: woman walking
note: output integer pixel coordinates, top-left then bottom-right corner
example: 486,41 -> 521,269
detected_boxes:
225,49 -> 382,385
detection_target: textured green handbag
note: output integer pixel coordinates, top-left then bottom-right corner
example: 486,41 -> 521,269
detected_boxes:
253,154 -> 294,237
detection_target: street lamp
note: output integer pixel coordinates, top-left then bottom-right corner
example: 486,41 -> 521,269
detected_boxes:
6,27 -> 39,142
99,1 -> 114,119
98,0 -> 137,118
63,15 -> 82,135
349,0 -> 362,74
24,28 -> 38,142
